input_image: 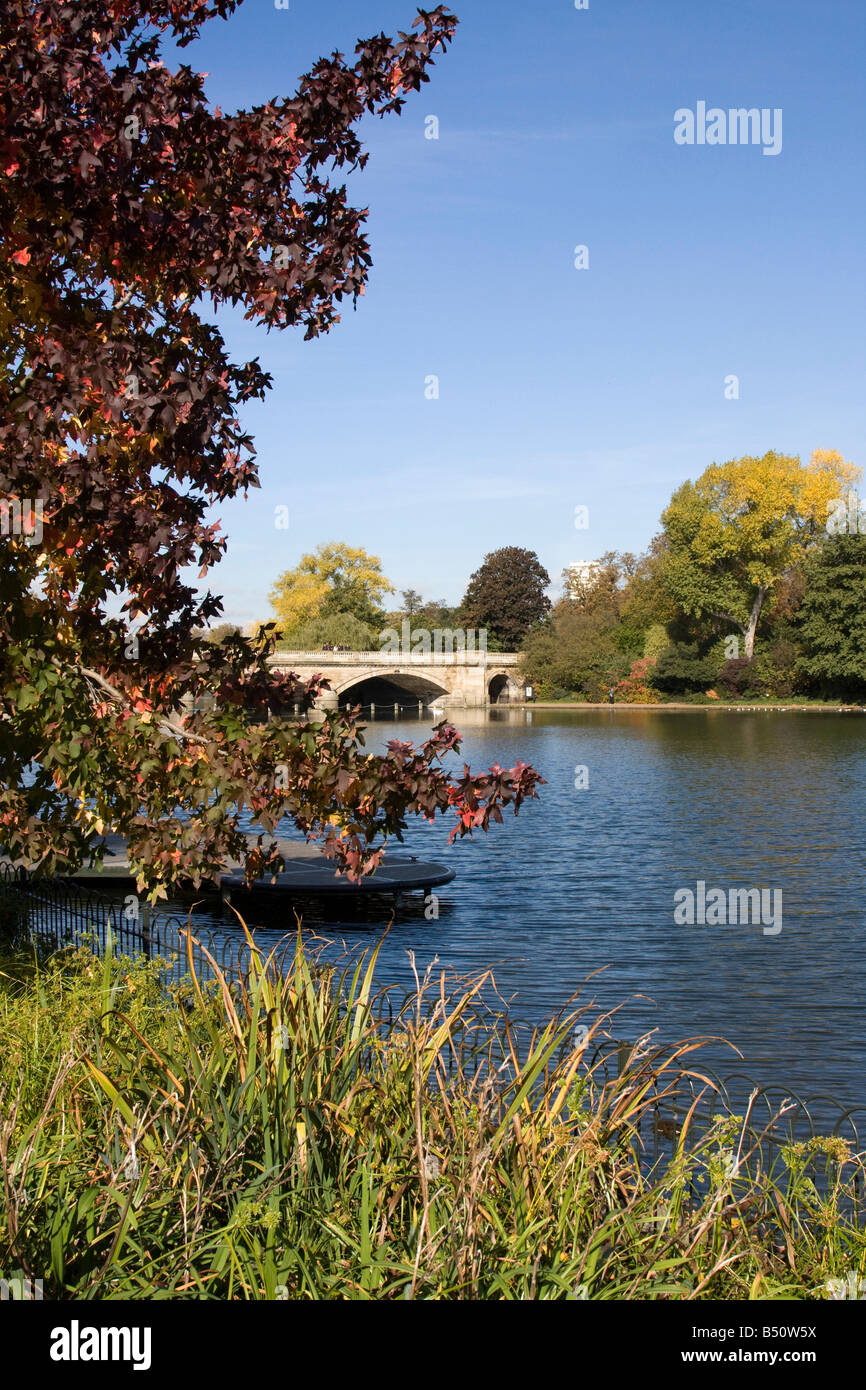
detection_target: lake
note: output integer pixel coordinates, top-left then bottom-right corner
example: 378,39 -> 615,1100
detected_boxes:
206,708 -> 865,1113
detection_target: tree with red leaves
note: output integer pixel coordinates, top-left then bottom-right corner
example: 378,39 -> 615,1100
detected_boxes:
0,1 -> 541,896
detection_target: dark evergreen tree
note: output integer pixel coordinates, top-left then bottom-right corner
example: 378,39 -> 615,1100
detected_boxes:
796,534 -> 866,696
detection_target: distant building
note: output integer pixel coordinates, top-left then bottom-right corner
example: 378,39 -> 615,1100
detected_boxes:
567,560 -> 602,594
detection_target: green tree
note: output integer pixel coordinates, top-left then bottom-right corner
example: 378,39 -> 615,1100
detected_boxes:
796,534 -> 866,697
522,605 -> 627,700
400,588 -> 424,616
416,599 -> 462,629
562,553 -> 631,622
461,547 -> 551,648
281,612 -> 378,651
563,547 -> 676,658
383,594 -> 461,631
618,537 -> 680,647
661,450 -> 860,660
270,543 -> 393,636
206,623 -> 242,645
643,624 -> 670,661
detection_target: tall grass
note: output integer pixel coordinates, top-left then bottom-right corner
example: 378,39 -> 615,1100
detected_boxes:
0,927 -> 863,1299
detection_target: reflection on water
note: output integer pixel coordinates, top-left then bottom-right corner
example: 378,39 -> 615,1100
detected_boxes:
178,709 -> 866,1108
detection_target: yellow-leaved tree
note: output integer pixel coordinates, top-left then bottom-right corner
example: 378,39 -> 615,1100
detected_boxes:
269,543 -> 393,639
661,449 -> 860,659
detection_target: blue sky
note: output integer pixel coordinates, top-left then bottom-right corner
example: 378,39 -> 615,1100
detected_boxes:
168,0 -> 866,626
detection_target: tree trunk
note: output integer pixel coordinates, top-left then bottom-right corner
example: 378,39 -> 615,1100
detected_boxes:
744,588 -> 766,660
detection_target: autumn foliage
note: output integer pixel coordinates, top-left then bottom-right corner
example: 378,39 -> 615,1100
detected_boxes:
0,1 -> 541,894
613,659 -> 657,704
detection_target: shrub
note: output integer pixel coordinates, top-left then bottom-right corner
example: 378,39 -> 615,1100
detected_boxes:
650,643 -> 716,694
753,639 -> 802,699
615,658 -> 659,703
717,658 -> 752,696
717,658 -> 767,698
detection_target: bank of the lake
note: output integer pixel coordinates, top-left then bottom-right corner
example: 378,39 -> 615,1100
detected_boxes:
515,702 -> 866,712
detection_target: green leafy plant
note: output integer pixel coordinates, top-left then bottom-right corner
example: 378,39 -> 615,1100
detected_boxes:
2,931 -> 863,1300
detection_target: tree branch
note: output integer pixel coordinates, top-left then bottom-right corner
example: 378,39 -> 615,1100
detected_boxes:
709,612 -> 745,632
74,663 -> 209,746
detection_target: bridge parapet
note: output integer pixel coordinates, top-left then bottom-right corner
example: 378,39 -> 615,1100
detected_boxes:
268,650 -> 521,666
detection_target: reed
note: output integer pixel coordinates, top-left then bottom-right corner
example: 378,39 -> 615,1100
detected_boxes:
1,928 -> 863,1300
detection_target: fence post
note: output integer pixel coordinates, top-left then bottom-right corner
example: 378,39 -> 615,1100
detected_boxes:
141,903 -> 152,959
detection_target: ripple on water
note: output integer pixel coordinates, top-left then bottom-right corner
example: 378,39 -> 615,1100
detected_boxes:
176,709 -> 865,1110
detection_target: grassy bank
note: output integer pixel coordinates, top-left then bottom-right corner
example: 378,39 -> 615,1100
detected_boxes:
1,931 -> 863,1300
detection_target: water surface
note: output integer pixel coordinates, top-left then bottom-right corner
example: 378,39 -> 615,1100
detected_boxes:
202,708 -> 865,1110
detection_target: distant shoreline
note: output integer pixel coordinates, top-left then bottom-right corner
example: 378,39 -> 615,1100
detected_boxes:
511,701 -> 866,713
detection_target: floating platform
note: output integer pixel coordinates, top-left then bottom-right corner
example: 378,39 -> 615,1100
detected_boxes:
219,855 -> 454,902
16,833 -> 455,901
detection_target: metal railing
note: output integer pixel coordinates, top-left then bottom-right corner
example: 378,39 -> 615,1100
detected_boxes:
0,862 -> 252,988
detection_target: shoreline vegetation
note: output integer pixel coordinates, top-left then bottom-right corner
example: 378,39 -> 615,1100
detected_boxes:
1,928 -> 862,1301
511,701 -> 866,712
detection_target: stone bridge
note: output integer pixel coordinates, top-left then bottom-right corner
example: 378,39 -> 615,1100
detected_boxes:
267,649 -> 524,711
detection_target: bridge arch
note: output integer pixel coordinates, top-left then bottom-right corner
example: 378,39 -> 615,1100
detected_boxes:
488,671 -> 522,704
336,670 -> 450,711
